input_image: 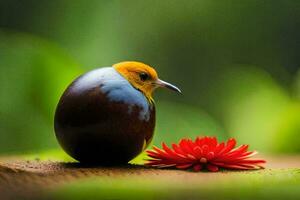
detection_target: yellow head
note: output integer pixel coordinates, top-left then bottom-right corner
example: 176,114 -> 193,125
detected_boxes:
113,61 -> 181,102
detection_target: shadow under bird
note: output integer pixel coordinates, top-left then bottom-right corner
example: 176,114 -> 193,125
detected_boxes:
54,61 -> 181,165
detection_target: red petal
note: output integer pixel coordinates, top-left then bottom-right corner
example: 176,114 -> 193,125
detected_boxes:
193,146 -> 203,158
179,139 -> 194,154
201,145 -> 209,156
153,146 -> 168,157
172,143 -> 186,155
206,151 -> 215,160
176,163 -> 193,169
207,164 -> 219,172
193,164 -> 202,172
219,138 -> 236,155
214,142 -> 225,155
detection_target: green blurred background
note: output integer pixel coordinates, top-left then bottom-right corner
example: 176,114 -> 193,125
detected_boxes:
0,0 -> 299,157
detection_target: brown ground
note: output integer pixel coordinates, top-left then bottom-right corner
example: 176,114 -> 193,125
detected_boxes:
0,155 -> 300,200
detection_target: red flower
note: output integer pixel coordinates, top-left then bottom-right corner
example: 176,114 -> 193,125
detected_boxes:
145,136 -> 266,172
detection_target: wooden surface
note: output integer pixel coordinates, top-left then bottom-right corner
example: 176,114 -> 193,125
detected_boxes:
0,155 -> 300,200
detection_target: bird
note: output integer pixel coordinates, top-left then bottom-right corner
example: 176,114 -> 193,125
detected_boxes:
54,61 -> 181,165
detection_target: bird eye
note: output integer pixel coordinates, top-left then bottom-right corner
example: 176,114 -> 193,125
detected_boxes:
139,72 -> 149,81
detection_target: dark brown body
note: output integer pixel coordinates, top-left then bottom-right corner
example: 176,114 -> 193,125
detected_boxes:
54,67 -> 155,165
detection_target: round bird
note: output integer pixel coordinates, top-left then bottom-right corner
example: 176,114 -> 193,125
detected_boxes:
54,61 -> 181,165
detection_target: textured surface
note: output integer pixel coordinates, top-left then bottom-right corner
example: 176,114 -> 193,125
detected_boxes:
0,156 -> 300,199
